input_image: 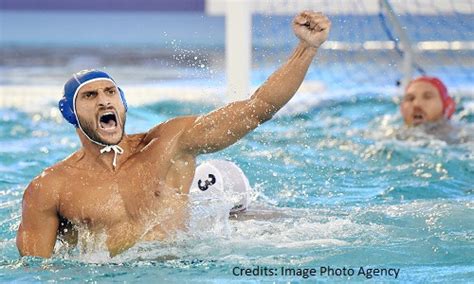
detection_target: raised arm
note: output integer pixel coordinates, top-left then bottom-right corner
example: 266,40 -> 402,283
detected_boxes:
179,11 -> 330,154
16,178 -> 59,258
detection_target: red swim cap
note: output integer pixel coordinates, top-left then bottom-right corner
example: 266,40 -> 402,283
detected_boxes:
406,76 -> 456,119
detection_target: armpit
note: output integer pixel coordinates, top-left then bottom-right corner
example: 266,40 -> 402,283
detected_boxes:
57,215 -> 78,246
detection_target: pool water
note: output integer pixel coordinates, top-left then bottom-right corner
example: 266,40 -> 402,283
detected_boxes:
1,90 -> 473,282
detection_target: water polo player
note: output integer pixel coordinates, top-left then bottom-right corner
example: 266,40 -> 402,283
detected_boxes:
396,76 -> 469,143
16,11 -> 331,258
400,76 -> 456,126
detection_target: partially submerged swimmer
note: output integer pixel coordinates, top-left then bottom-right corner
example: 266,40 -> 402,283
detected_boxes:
398,76 -> 467,143
400,76 -> 455,127
16,11 -> 331,258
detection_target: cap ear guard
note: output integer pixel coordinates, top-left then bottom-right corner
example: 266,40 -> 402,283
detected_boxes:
444,96 -> 455,119
119,87 -> 128,112
59,95 -> 79,127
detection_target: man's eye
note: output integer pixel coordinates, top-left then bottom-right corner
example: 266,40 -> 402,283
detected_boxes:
85,93 -> 94,98
404,96 -> 414,102
423,94 -> 434,99
107,89 -> 116,95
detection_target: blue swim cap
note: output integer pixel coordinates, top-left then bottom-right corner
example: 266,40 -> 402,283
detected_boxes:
59,70 -> 128,127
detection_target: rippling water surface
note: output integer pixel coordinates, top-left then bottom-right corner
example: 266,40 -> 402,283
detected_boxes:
1,91 -> 473,282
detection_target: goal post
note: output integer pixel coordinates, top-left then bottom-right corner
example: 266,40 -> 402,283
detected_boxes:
206,0 -> 474,99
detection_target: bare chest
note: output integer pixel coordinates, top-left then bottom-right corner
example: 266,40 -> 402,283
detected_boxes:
58,162 -> 167,228
58,136 -> 195,232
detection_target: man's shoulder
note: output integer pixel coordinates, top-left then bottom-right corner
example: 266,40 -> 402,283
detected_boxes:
50,150 -> 85,176
22,150 -> 86,209
143,116 -> 198,143
23,165 -> 63,210
28,165 -> 65,192
27,151 -> 81,192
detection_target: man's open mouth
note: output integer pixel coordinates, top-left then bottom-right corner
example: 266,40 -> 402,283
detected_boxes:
99,111 -> 118,130
413,113 -> 425,125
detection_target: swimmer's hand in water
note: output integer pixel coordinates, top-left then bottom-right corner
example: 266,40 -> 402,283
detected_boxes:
293,11 -> 331,49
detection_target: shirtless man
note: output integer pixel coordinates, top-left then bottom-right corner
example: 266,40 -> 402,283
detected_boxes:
16,11 -> 331,258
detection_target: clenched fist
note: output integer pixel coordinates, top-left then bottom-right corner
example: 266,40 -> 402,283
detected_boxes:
293,11 -> 331,49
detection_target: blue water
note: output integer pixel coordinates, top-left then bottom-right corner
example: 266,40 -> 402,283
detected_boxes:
1,91 -> 473,282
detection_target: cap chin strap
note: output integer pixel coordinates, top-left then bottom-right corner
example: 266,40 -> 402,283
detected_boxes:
77,123 -> 124,169
99,145 -> 124,168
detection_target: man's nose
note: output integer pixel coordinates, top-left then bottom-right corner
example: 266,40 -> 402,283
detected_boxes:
97,91 -> 111,107
412,96 -> 421,107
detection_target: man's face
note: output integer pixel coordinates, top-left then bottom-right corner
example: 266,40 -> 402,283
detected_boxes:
75,80 -> 126,145
400,81 -> 444,126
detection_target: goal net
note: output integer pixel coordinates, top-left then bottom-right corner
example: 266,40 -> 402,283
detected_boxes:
207,0 -> 474,96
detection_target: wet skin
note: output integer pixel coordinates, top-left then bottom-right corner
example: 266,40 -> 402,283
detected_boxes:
16,11 -> 331,258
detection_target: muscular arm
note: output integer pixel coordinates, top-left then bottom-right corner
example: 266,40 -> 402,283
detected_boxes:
16,178 -> 59,258
178,11 -> 330,154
